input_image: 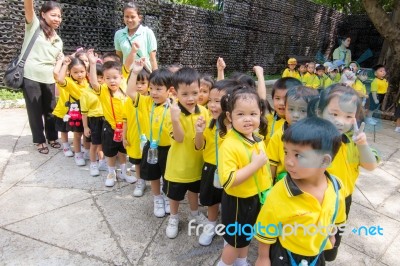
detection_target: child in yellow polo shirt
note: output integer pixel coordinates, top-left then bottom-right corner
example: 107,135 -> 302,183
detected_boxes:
366,64 -> 388,125
53,55 -> 89,166
216,86 -> 272,266
88,49 -> 136,187
264,77 -> 302,147
81,63 -> 106,176
127,62 -> 173,217
163,67 -> 210,239
310,84 -> 379,261
282,58 -> 301,80
255,117 -> 346,266
267,86 -> 319,183
302,62 -> 320,89
194,80 -> 234,246
123,68 -> 150,197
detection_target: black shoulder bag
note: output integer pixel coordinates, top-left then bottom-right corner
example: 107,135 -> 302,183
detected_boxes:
4,27 -> 41,90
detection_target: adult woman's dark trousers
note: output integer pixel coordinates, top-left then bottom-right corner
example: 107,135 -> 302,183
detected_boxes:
22,78 -> 58,144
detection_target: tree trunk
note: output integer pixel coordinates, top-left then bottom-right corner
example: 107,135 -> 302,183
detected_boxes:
362,0 -> 400,115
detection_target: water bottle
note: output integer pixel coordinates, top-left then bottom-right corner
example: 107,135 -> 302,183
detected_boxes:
147,140 -> 158,164
113,122 -> 123,142
213,169 -> 222,189
299,259 -> 308,266
139,134 -> 147,152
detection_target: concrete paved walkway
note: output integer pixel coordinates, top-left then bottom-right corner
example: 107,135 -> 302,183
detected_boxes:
0,108 -> 399,265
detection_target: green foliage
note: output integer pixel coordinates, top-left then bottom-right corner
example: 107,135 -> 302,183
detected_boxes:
0,88 -> 24,100
169,0 -> 217,10
311,0 -> 395,14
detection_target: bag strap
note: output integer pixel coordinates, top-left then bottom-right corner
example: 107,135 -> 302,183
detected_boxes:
20,27 -> 41,63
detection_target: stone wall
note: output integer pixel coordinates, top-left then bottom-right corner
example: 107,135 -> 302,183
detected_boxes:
0,0 -> 383,84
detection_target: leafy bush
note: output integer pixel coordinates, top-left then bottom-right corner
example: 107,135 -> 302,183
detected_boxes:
0,88 -> 24,100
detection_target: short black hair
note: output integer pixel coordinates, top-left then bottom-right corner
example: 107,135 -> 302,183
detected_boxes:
137,68 -> 151,82
282,117 -> 342,158
316,65 -> 325,71
149,68 -> 173,88
272,77 -> 302,98
200,74 -> 214,89
230,72 -> 256,89
102,61 -> 122,73
102,52 -> 121,63
172,67 -> 200,91
285,85 -> 319,104
372,64 -> 385,72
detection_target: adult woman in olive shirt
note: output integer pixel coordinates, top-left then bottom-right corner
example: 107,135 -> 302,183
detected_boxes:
23,0 -> 63,154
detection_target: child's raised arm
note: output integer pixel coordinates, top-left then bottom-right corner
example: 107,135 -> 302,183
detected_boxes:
53,53 -> 64,82
170,99 -> 184,143
126,58 -> 145,101
352,121 -> 379,171
216,57 -> 226,81
254,66 -> 266,101
56,55 -> 72,86
124,41 -> 140,73
194,116 -> 206,150
87,49 -> 100,91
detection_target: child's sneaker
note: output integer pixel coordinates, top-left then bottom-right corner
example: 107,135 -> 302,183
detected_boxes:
74,153 -> 86,166
188,211 -> 207,226
90,163 -> 100,176
199,223 -> 216,246
154,196 -> 165,218
118,171 -> 137,183
395,127 -> 400,133
63,146 -> 74,157
83,150 -> 90,160
133,179 -> 146,197
98,160 -> 108,171
166,216 -> 179,239
163,194 -> 170,214
105,172 -> 116,187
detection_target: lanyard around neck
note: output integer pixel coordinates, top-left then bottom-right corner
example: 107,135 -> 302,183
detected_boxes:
215,121 -> 219,167
149,103 -> 168,144
135,108 -> 141,135
232,130 -> 272,204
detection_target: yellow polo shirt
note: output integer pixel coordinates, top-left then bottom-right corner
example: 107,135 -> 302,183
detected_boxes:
266,122 -> 289,180
202,121 -> 224,165
53,77 -> 88,118
255,172 -> 346,256
218,129 -> 272,198
303,72 -> 320,89
264,112 -> 286,147
80,87 -> 103,117
370,78 -> 389,94
164,104 -> 209,183
134,94 -> 170,147
352,79 -> 367,98
97,84 -> 127,129
282,68 -> 301,80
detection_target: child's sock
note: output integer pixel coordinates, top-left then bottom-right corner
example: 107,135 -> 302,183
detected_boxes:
217,260 -> 232,266
234,257 -> 248,266
120,164 -> 126,174
90,161 -> 97,166
170,213 -> 179,220
207,220 -> 216,226
62,142 -> 70,149
108,166 -> 116,174
154,194 -> 163,200
190,210 -> 199,217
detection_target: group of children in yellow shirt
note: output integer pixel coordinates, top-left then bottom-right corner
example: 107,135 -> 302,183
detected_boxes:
282,57 -> 389,127
51,46 -> 381,265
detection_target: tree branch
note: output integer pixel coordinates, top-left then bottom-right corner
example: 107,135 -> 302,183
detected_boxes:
362,0 -> 400,48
